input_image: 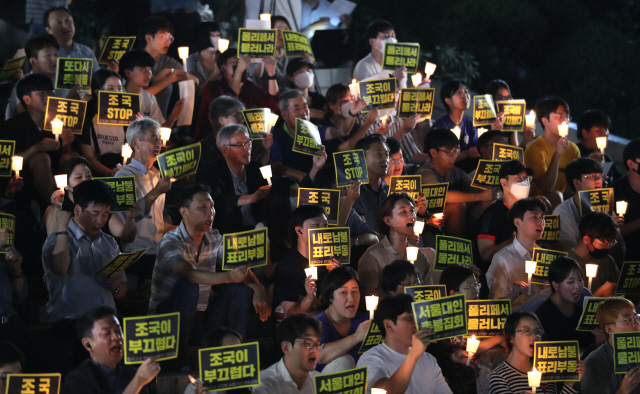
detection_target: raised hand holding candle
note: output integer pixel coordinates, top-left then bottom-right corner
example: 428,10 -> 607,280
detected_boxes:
260,13 -> 271,20
371,389 -> 387,394
617,201 -> 628,215
349,79 -> 359,96
411,73 -> 422,87
525,110 -> 536,128
218,39 -> 230,53
55,174 -> 67,192
596,136 -> 607,154
451,126 -> 461,140
406,246 -> 419,264
365,295 -> 379,320
11,156 -> 22,178
433,213 -> 444,219
160,127 -> 172,146
260,165 -> 272,186
557,121 -> 569,138
477,127 -> 488,138
51,117 -> 63,142
424,62 -> 436,79
266,113 -> 279,132
121,143 -> 132,161
525,260 -> 537,295
528,367 -> 542,394
586,264 -> 598,291
413,221 -> 424,235
466,335 -> 480,366
177,46 -> 189,73
304,265 -> 318,280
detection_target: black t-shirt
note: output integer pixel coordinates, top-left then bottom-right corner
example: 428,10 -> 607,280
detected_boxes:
475,199 -> 515,269
536,297 -> 594,350
273,248 -> 327,311
613,176 -> 640,261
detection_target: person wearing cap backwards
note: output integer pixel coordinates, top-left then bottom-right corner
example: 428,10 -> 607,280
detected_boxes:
286,58 -> 325,120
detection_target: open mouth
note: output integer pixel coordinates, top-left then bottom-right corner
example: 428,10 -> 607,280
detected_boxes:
204,219 -> 212,227
110,345 -> 123,354
345,305 -> 355,313
308,356 -> 317,364
572,291 -> 580,300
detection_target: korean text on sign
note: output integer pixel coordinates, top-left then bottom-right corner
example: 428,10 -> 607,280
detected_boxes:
313,366 -> 367,394
473,95 -> 497,127
5,373 -> 61,394
334,150 -> 369,188
358,322 -> 384,354
388,175 -> 421,201
421,183 -> 448,215
199,342 -> 260,391
382,43 -> 420,72
238,28 -> 276,58
467,300 -> 511,338
576,297 -> 606,331
157,142 -> 201,180
95,176 -> 137,212
491,143 -> 524,162
55,58 -> 93,90
0,213 -> 16,252
496,100 -> 526,132
242,108 -> 270,140
282,30 -> 314,59
298,188 -> 340,225
45,97 -> 87,135
123,312 -> 180,364
405,285 -> 446,301
398,88 -> 435,119
471,160 -> 503,189
98,36 -> 136,64
222,228 -> 268,270
412,293 -> 467,340
614,332 -> 640,373
94,248 -> 148,277
435,235 -> 473,271
615,261 -> 640,295
539,214 -> 561,246
534,341 -> 580,382
0,140 -> 15,177
531,248 -> 568,284
97,91 -> 141,125
578,188 -> 613,216
359,78 -> 397,111
308,227 -> 350,266
293,118 -> 323,156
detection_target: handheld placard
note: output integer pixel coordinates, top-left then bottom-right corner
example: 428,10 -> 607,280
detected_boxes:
333,150 -> 368,188
44,97 -> 87,135
297,188 -> 340,226
404,284 -> 446,301
55,58 -> 93,90
222,228 -> 268,270
397,88 -> 435,119
123,312 -> 180,364
157,142 -> 201,180
388,175 -> 421,200
412,293 -> 467,340
198,342 -> 260,391
94,248 -> 149,277
434,235 -> 472,271
0,141 -> 16,178
95,176 -> 137,212
308,227 -> 350,266
98,36 -> 136,64
5,373 -> 61,394
533,341 -> 580,382
466,299 -> 511,338
97,91 -> 141,125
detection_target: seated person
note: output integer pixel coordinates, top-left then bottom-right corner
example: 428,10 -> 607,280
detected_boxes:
417,128 -> 494,237
315,267 -> 370,372
352,134 -> 390,232
254,314 -> 321,394
196,124 -> 271,235
484,79 -> 535,148
569,212 -> 620,295
468,130 -> 508,179
614,139 -> 640,262
383,137 -> 405,186
358,194 -> 434,296
199,95 -> 244,162
44,7 -> 101,72
0,341 -> 24,394
61,307 -> 159,394
353,20 -> 407,88
582,297 -> 640,394
486,197 -> 546,308
356,294 -> 452,394
379,260 -> 422,298
576,109 -> 623,183
251,16 -> 294,94
0,234 -> 26,346
261,176 -> 300,266
187,22 -> 222,91
286,58 -> 324,118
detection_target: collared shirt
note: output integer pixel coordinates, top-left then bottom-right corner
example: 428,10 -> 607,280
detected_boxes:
552,197 -> 581,250
352,181 -> 389,233
353,54 -> 407,89
226,162 -> 255,227
253,358 -> 319,394
58,42 -> 100,72
42,219 -> 124,322
149,221 -> 222,313
358,236 -> 433,290
116,158 -> 165,254
486,237 -> 541,309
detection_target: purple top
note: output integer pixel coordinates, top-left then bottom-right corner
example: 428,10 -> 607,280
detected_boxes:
315,311 -> 369,371
431,114 -> 478,151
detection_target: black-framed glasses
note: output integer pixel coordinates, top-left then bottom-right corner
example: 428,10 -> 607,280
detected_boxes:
550,113 -> 572,122
400,278 -> 422,287
31,90 -> 55,97
438,148 -> 460,157
296,339 -> 324,351
515,327 -> 544,337
227,140 -> 252,149
588,237 -> 617,249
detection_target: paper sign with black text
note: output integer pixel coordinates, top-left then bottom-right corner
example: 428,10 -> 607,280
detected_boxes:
412,293 -> 467,340
298,188 -> 340,226
242,108 -> 270,139
97,91 -> 141,125
576,297 -> 607,331
538,214 -> 561,247
613,332 -> 640,373
293,118 -> 323,156
533,341 -> 580,382
531,247 -> 568,284
0,56 -> 26,79
308,227 -> 350,266
98,36 -> 136,64
94,176 -> 137,212
123,312 -> 179,364
388,175 -> 421,201
491,143 -> 524,162
615,261 -> 640,295
157,142 -> 201,180
0,140 -> 15,177
6,373 -> 61,394
333,150 -> 368,188
405,285 -> 446,301
359,78 -> 397,111
382,42 -> 420,72
282,30 -> 314,59
435,235 -> 473,271
313,366 -> 367,394
471,160 -> 503,189
473,95 -> 497,127
496,100 -> 526,132
397,88 -> 435,119
0,213 -> 16,253
222,228 -> 268,270
94,248 -> 149,277
55,58 -> 92,90
358,321 -> 383,354
421,182 -> 448,215
238,28 -> 276,58
199,342 -> 260,391
467,299 -> 511,338
578,188 -> 613,216
44,97 -> 87,135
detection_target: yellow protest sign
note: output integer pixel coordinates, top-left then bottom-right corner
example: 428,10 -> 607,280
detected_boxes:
471,160 -> 503,189
238,28 -> 276,59
421,182 -> 448,215
0,140 -> 15,177
297,188 -> 340,226
466,299 -> 511,338
358,321 -> 383,354
435,235 -> 473,271
157,142 -> 201,180
405,285 -> 446,301
491,143 -> 524,162
538,214 -> 561,247
5,373 -> 61,394
613,332 -> 640,373
313,366 -> 367,394
242,108 -> 270,139
94,176 -> 137,212
578,188 -> 613,216
123,312 -> 180,364
359,77 -> 397,111
388,175 -> 421,201
0,213 -> 16,253
293,118 -> 322,156
222,228 -> 268,270
534,341 -> 580,382
397,88 -> 435,119
531,247 -> 568,284
382,42 -> 420,72
333,150 -> 368,188
473,95 -> 497,127
576,297 -> 606,331
98,36 -> 136,64
198,342 -> 260,391
496,100 -> 526,132
308,227 -> 350,266
412,293 -> 467,340
615,261 -> 640,295
45,97 -> 87,135
55,57 -> 92,90
97,91 -> 141,125
0,56 -> 26,79
282,30 -> 314,59
94,248 -> 149,277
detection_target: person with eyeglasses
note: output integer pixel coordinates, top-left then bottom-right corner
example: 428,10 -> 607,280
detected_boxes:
582,297 -> 640,394
378,260 -> 422,298
576,109 -> 624,183
490,311 -> 582,394
614,139 -> 640,264
255,314 -> 323,394
524,96 -> 581,210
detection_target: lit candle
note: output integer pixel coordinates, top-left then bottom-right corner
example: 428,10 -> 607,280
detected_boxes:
11,156 -> 22,178
433,213 -> 444,219
557,121 -> 569,138
477,127 -> 488,138
617,201 -> 628,215
349,79 -> 359,96
586,264 -> 598,291
54,174 -> 67,192
451,126 -> 461,140
465,335 -> 480,366
380,115 -> 389,128
160,127 -> 172,146
526,110 -> 536,128
51,117 -> 63,142
406,246 -> 419,264
260,13 -> 271,21
413,221 -> 425,235
371,389 -> 387,394
266,113 -> 279,132
365,295 -> 379,320
596,136 -> 607,154
411,73 -> 422,87
218,39 -> 230,53
260,165 -> 272,186
304,265 -> 318,280
424,62 -> 436,79
528,367 -> 542,394
177,46 -> 189,73
121,143 -> 132,161
188,375 -> 196,384
525,260 -> 537,295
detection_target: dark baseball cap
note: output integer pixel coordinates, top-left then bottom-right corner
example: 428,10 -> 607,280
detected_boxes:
286,58 -> 315,76
498,160 -> 534,179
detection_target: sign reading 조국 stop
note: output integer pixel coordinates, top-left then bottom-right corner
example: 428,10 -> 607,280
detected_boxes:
98,36 -> 136,64
293,118 -> 323,156
94,176 -> 137,212
578,188 -> 613,216
615,261 -> 640,295
533,341 -> 580,382
405,285 -> 446,301
282,30 -> 314,59
388,175 -> 421,201
55,58 -> 92,90
421,182 -> 448,215
5,373 -> 61,394
313,366 -> 367,394
157,142 -> 201,180
435,235 -> 472,271
123,312 -> 180,364
491,143 -> 524,162
238,28 -> 276,58
531,247 -> 568,284
466,299 -> 511,338
97,91 -> 141,125
471,160 -> 503,189
334,150 -> 368,188
382,42 -> 420,72
359,78 -> 397,112
473,95 -> 497,127
45,97 -> 87,135
222,228 -> 268,270
199,342 -> 260,391
496,100 -> 526,132
298,188 -> 340,226
308,227 -> 350,266
412,293 -> 467,340
0,140 -> 15,177
397,88 -> 435,120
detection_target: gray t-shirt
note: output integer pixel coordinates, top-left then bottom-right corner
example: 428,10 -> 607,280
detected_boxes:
151,54 -> 183,117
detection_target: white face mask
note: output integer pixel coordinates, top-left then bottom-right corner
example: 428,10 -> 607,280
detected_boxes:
510,181 -> 530,200
294,71 -> 314,89
340,101 -> 353,118
375,36 -> 397,51
210,36 -> 219,50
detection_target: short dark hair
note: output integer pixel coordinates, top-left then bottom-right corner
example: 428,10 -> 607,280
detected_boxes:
193,22 -> 221,52
439,265 -> 475,294
178,184 -> 211,209
73,180 -> 116,210
424,128 -> 460,158
324,83 -> 349,118
387,137 -> 401,155
76,306 -> 117,340
216,48 -> 238,68
374,293 -> 414,337
503,311 -> 543,352
377,193 -> 415,238
271,15 -> 291,29
577,109 -> 611,140
61,157 -> 91,180
139,15 -> 174,38
355,134 -> 388,153
564,158 -> 603,192
201,327 -> 243,348
477,130 -> 507,150
43,6 -> 72,28
288,204 -> 326,245
440,80 -> 467,113
321,267 -> 359,309
0,341 -> 25,369
16,73 -> 54,107
365,20 -> 394,41
118,50 -> 155,80
508,197 -> 546,223
578,211 -> 618,243
208,95 -> 245,135
277,314 -> 321,346
91,69 -> 122,96
548,256 -> 583,293
485,79 -> 511,102
25,34 -> 59,60
380,260 -> 420,294
535,96 -> 570,125
623,139 -> 640,169
312,166 -> 337,189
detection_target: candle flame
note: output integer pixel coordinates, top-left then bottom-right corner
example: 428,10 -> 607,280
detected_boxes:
188,375 -> 196,384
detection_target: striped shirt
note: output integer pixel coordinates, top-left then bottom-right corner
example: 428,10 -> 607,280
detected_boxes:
148,221 -> 222,313
489,361 -> 577,394
26,0 -> 66,24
